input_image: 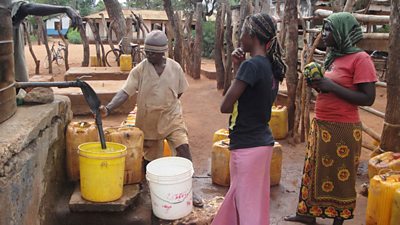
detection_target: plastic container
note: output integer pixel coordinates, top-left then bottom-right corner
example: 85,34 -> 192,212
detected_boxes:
366,173 -> 400,225
211,139 -> 230,186
78,142 -> 127,202
212,129 -> 229,143
271,142 -> 283,186
146,157 -> 194,220
120,54 -> 132,71
390,188 -> 400,225
90,56 -> 98,67
270,105 -> 288,140
66,121 -> 99,181
368,151 -> 400,179
211,140 -> 282,187
163,139 -> 173,157
105,126 -> 144,184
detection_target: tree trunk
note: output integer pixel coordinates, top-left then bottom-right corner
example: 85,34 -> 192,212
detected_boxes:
23,22 -> 40,74
343,0 -> 356,12
107,20 -> 116,51
104,0 -> 126,41
223,4 -> 234,95
182,13 -> 193,75
163,0 -> 183,65
79,24 -> 90,67
332,0 -> 346,12
193,3 -> 203,80
237,0 -> 251,46
88,20 -> 105,67
215,2 -> 226,90
57,25 -> 69,71
255,0 -> 260,13
380,0 -> 400,153
261,0 -> 272,14
37,17 -> 52,74
284,0 -> 299,134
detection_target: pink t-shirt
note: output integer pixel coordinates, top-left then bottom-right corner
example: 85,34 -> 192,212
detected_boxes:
315,52 -> 377,123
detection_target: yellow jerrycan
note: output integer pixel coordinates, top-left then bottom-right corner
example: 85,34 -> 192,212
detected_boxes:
366,172 -> 400,225
390,188 -> 400,225
211,139 -> 231,187
271,142 -> 283,186
368,152 -> 400,179
120,54 -> 132,71
105,126 -> 144,184
66,121 -> 99,181
213,129 -> 229,143
270,105 -> 288,140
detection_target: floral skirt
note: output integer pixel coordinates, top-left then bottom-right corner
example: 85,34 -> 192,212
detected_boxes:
296,118 -> 362,220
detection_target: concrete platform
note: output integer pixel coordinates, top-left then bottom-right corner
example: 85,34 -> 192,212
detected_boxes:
52,80 -> 136,115
64,67 -> 129,81
30,75 -> 54,82
69,184 -> 140,212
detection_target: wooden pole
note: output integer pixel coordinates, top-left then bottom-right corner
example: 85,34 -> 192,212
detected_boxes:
56,25 -> 69,71
315,9 -> 390,24
193,2 -> 203,80
284,0 -> 299,135
215,2 -> 226,90
380,0 -> 400,153
79,24 -> 90,67
223,3 -> 234,95
23,22 -> 40,74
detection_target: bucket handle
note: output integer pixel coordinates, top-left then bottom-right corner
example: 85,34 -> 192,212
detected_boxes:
149,186 -> 193,205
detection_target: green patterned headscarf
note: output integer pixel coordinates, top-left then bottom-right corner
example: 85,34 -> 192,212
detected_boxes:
323,12 -> 363,70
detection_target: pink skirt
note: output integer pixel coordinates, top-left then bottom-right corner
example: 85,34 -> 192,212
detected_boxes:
211,146 -> 273,225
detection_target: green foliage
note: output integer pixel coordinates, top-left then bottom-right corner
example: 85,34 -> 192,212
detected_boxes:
376,25 -> 390,33
29,34 -> 38,42
202,21 -> 215,58
67,29 -> 82,44
95,0 -> 105,12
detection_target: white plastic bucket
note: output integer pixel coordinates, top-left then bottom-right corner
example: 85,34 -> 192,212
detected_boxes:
146,157 -> 194,220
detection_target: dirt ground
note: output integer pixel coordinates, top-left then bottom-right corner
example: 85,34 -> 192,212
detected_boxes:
24,39 -> 387,224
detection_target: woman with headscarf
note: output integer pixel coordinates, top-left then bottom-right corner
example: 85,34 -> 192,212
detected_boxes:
211,13 -> 286,225
285,12 -> 377,225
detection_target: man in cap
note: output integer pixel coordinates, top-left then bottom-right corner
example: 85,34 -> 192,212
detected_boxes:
100,30 -> 203,207
9,0 -> 82,82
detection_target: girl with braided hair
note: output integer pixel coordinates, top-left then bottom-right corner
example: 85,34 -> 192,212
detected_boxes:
212,13 -> 286,225
285,12 -> 377,225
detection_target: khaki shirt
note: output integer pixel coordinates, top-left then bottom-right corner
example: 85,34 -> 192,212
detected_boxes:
122,58 -> 189,140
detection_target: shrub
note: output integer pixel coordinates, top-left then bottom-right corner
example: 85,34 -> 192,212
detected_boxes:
202,21 -> 216,58
67,29 -> 82,44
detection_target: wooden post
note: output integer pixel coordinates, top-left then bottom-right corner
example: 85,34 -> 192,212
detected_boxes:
23,22 -> 40,74
163,0 -> 183,65
261,0 -> 272,14
88,19 -> 106,66
56,25 -> 69,71
215,2 -> 226,89
237,0 -> 251,45
193,2 -> 203,80
343,0 -> 356,12
79,24 -> 90,67
107,20 -> 117,52
284,0 -> 299,134
380,0 -> 400,153
223,3 -> 234,95
36,17 -> 52,74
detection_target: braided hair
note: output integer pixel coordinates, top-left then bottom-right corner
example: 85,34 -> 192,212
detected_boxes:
243,13 -> 287,81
